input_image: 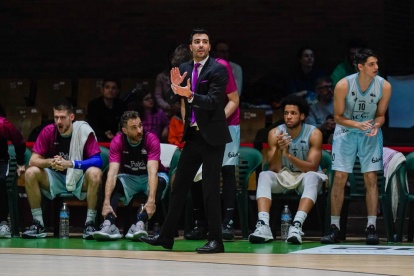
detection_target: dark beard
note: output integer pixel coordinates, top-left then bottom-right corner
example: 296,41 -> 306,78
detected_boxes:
286,120 -> 301,129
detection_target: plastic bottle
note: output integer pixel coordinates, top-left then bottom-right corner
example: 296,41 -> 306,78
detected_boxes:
281,205 -> 292,242
140,204 -> 148,231
59,203 -> 70,239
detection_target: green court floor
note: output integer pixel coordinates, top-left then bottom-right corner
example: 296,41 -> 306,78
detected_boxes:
2,237 -> 411,254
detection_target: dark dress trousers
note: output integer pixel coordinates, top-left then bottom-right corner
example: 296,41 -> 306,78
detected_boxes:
161,57 -> 232,242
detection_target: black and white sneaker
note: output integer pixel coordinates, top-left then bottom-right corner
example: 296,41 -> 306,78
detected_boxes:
365,225 -> 379,245
248,220 -> 273,244
222,220 -> 235,241
321,224 -> 340,244
83,221 -> 96,240
184,221 -> 208,240
287,222 -> 304,245
22,219 -> 47,239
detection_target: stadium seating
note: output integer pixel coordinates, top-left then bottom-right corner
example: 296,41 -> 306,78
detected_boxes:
396,152 -> 414,242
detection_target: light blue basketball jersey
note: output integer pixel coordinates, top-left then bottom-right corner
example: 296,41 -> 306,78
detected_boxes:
278,123 -> 317,172
341,73 -> 384,133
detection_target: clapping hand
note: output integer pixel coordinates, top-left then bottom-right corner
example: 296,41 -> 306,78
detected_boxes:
276,129 -> 292,153
357,119 -> 373,132
170,67 -> 187,86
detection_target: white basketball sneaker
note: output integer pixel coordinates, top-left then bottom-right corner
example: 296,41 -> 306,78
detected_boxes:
125,221 -> 148,241
248,220 -> 274,243
287,223 -> 304,244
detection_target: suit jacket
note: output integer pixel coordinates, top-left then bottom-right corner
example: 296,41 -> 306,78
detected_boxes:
166,57 -> 232,146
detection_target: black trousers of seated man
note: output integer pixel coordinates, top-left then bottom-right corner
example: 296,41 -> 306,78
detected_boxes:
160,127 -> 226,242
0,161 -> 9,223
191,165 -> 237,229
106,176 -> 167,225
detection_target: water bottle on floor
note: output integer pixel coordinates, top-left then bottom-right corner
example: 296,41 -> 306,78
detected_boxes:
281,205 -> 291,242
59,203 -> 70,239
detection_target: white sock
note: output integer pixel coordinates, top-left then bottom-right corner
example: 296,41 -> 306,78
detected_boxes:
86,209 -> 97,225
31,208 -> 44,227
258,212 -> 270,225
293,211 -> 307,228
367,216 -> 377,229
331,216 -> 340,230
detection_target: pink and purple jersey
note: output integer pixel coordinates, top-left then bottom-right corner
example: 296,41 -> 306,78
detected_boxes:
33,124 -> 101,174
215,58 -> 240,126
0,117 -> 26,165
109,132 -> 166,175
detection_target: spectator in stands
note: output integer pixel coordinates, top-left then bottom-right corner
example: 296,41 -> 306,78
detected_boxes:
23,100 -> 102,239
168,109 -> 184,145
154,50 -> 174,116
331,39 -> 366,86
248,95 -> 326,245
171,44 -> 193,68
0,117 -> 26,238
136,89 -> 170,142
306,77 -> 335,144
288,47 -> 326,99
88,79 -> 127,142
167,44 -> 193,145
213,40 -> 243,96
93,111 -> 168,241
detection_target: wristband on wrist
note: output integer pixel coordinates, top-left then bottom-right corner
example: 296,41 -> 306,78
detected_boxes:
188,91 -> 194,100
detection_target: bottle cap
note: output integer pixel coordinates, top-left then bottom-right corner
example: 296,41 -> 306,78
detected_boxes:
284,205 -> 288,207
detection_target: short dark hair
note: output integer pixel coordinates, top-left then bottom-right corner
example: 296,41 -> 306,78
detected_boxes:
314,76 -> 333,89
189,28 -> 210,44
355,48 -> 378,70
102,78 -> 120,88
212,40 -> 228,52
280,95 -> 310,118
53,99 -> 74,114
120,111 -> 141,128
297,46 -> 313,59
171,44 -> 193,67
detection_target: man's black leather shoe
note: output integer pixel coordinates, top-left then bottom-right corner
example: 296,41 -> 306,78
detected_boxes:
196,240 -> 225,254
140,235 -> 174,250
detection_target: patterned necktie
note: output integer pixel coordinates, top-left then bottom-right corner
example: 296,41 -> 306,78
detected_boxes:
191,63 -> 201,124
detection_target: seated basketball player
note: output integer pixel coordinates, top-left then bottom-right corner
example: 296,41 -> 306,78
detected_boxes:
23,100 -> 102,239
249,95 -> 326,244
93,111 -> 168,241
0,117 -> 26,239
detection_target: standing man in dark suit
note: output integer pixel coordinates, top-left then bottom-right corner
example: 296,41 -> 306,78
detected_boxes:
141,28 -> 231,253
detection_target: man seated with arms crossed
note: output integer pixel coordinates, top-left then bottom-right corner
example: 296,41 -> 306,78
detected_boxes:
249,95 -> 326,244
23,100 -> 102,239
93,111 -> 168,241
